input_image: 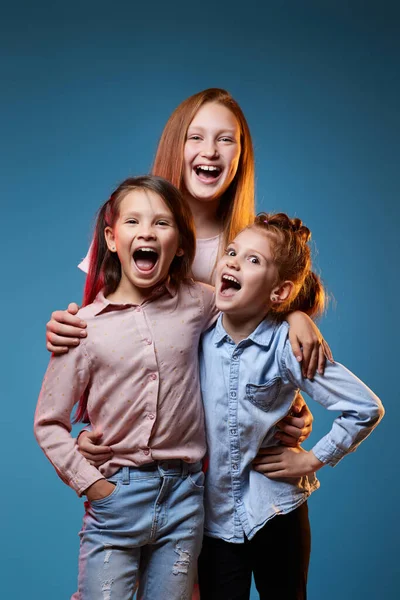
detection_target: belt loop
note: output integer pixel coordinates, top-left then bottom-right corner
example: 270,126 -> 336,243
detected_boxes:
121,466 -> 130,485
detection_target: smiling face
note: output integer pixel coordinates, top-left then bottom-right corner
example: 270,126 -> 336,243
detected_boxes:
215,227 -> 293,322
104,188 -> 182,303
183,102 -> 241,204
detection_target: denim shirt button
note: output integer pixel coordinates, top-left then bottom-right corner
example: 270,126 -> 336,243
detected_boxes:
230,391 -> 237,398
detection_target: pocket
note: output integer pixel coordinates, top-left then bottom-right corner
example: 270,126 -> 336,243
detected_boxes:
246,377 -> 282,411
187,470 -> 205,491
89,481 -> 120,506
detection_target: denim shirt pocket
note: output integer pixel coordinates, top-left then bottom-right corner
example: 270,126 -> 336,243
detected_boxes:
245,377 -> 282,411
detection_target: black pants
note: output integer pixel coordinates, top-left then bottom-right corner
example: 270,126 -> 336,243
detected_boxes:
198,502 -> 311,600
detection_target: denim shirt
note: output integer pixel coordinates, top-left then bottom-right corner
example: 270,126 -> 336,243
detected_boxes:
200,315 -> 384,543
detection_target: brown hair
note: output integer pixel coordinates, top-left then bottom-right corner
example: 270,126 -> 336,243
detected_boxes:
152,88 -> 255,248
82,175 -> 196,307
252,212 -> 326,319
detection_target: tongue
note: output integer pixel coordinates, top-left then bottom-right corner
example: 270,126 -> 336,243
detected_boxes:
136,258 -> 155,271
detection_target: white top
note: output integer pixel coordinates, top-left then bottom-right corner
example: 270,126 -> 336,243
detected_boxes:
78,233 -> 222,286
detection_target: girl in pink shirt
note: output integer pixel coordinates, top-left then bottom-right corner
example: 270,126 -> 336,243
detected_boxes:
35,175 -> 219,600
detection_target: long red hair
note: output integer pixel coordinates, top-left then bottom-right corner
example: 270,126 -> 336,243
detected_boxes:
152,88 -> 255,249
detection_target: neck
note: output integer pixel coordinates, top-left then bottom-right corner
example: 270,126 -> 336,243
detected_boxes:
184,193 -> 222,239
106,278 -> 156,305
222,310 -> 270,345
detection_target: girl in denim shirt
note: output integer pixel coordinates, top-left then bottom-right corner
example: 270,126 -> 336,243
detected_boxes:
198,213 -> 384,600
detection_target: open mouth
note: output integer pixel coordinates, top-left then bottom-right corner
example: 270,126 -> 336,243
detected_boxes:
220,274 -> 241,296
133,247 -> 159,272
194,165 -> 222,182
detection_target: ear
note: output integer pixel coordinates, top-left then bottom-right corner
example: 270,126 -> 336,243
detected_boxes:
175,248 -> 184,257
104,226 -> 117,252
270,280 -> 294,304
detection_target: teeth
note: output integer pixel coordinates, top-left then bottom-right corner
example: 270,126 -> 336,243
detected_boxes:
196,165 -> 220,171
137,247 -> 157,253
222,274 -> 240,285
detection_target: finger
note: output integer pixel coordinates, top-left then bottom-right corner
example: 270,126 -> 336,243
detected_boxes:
276,423 -> 302,440
47,321 -> 87,338
307,346 -> 319,379
46,343 -> 69,354
274,432 -> 299,447
67,302 -> 80,315
86,445 -> 112,455
296,404 -> 313,427
291,393 -> 305,413
47,333 -> 80,349
288,333 -> 303,363
301,342 -> 313,377
323,339 -> 334,363
253,453 -> 283,465
50,310 -> 87,328
253,461 -> 283,473
81,451 -> 112,463
264,470 -> 289,479
280,415 -> 306,430
317,344 -> 326,375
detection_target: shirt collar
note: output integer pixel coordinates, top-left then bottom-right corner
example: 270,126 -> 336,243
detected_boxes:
93,280 -> 176,316
213,313 -> 280,348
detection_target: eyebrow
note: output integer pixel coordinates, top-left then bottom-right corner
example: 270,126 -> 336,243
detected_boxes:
121,211 -> 173,220
187,126 -> 238,135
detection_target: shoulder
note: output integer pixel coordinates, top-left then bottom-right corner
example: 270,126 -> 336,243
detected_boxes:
178,280 -> 215,302
75,302 -> 100,322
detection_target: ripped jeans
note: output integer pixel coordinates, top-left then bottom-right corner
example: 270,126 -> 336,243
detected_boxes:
72,461 -> 204,600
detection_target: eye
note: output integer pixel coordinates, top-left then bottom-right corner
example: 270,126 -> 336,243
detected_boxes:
248,256 -> 260,264
188,134 -> 202,141
156,220 -> 170,226
126,218 -> 138,224
225,248 -> 236,257
219,137 -> 234,143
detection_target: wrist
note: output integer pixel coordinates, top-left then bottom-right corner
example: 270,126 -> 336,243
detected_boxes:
84,478 -> 111,501
307,451 -> 325,472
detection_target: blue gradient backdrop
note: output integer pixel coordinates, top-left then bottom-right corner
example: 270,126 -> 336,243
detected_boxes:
2,2 -> 398,598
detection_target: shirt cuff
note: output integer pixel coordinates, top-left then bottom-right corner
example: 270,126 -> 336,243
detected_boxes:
312,437 -> 347,467
67,464 -> 106,497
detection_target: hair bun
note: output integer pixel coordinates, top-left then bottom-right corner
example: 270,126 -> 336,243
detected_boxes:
290,218 -> 311,243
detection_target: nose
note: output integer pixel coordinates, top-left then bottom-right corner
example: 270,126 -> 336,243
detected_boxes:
201,138 -> 219,158
226,256 -> 239,270
137,223 -> 156,240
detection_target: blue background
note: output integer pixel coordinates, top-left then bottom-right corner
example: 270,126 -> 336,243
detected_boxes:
2,1 -> 398,598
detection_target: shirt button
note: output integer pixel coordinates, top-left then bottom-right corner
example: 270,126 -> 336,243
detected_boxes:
148,413 -> 155,420
236,498 -> 241,504
143,449 -> 150,456
232,355 -> 239,361
146,339 -> 152,345
230,391 -> 237,398
136,307 -> 141,312
230,429 -> 237,435
232,463 -> 238,470
150,373 -> 157,381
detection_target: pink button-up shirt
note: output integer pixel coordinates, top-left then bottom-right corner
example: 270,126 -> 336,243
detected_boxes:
34,280 -> 218,496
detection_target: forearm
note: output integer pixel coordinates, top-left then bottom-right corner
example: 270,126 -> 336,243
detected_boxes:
34,353 -> 104,495
284,344 -> 384,466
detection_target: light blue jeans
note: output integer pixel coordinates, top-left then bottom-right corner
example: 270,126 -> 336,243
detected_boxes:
72,460 -> 204,600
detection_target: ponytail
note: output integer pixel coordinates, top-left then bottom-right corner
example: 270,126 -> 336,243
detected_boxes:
284,271 -> 325,318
